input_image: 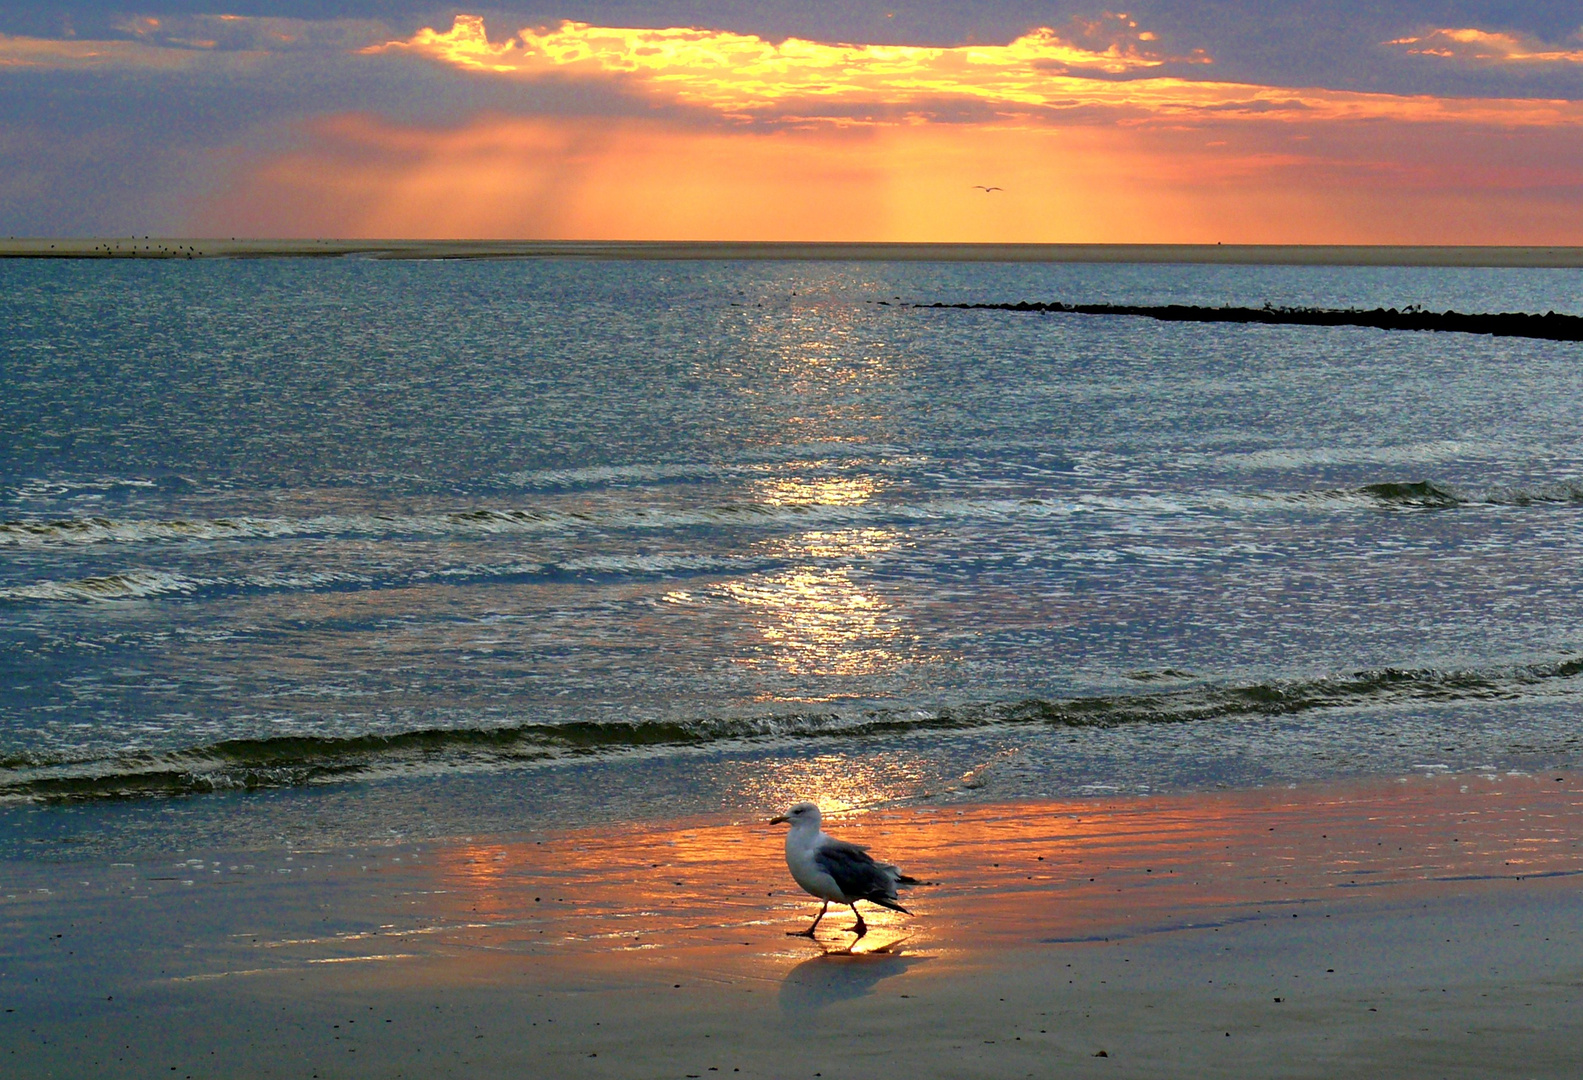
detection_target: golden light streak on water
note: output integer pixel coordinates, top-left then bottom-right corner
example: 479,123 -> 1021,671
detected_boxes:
734,752 -> 931,817
751,475 -> 878,508
726,528 -> 903,677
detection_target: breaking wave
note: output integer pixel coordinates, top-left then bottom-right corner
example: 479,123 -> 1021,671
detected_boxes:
5,476 -> 1582,553
1288,480 -> 1583,511
0,552 -> 775,605
6,657 -> 1580,803
0,570 -> 211,602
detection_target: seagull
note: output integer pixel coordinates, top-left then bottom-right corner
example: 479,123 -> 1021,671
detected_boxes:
770,802 -> 918,939
971,185 -> 1003,193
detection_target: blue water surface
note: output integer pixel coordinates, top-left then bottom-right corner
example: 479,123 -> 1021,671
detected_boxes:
2,257 -> 1582,850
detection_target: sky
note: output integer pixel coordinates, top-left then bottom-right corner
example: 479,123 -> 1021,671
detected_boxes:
2,2 -> 1582,241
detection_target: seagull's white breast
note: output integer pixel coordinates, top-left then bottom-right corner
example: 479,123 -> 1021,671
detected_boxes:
784,825 -> 849,902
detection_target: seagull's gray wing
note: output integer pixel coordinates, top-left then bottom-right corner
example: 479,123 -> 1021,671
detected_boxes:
814,839 -> 912,912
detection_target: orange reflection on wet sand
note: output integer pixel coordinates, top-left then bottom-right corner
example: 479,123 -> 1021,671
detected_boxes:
375,771 -> 1583,977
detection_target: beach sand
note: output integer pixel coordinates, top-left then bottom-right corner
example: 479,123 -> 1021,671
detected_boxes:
3,239 -> 1583,266
4,770 -> 1581,1077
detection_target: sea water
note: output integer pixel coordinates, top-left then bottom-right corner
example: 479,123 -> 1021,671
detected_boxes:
2,256 -> 1581,856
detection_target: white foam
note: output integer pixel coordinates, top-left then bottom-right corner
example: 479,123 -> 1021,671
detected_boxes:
1206,440 -> 1508,470
0,570 -> 208,602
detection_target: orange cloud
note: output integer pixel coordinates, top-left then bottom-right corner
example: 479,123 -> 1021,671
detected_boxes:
367,16 -> 1583,130
365,13 -> 1200,89
362,14 -> 1251,121
1387,27 -> 1583,65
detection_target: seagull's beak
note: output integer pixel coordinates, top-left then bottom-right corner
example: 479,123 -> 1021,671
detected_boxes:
769,814 -> 789,825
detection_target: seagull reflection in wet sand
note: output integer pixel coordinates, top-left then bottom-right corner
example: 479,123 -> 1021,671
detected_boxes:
771,802 -> 919,940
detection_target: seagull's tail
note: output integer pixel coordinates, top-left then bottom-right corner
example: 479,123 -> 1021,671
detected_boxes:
879,862 -> 921,890
867,895 -> 913,915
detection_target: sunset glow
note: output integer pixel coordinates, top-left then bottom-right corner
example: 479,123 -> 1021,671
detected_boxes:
197,110 -> 1583,244
4,5 -> 1582,240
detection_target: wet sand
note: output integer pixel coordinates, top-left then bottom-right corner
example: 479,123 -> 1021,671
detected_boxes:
3,771 -> 1582,1077
3,238 -> 1583,266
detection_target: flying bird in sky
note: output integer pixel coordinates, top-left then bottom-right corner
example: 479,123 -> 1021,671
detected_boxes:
771,802 -> 919,939
972,185 -> 1004,193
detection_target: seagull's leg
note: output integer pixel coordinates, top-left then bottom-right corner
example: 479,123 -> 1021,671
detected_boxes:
849,903 -> 867,939
787,901 -> 828,937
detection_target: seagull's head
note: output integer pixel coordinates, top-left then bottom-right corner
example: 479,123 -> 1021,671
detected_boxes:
769,801 -> 822,828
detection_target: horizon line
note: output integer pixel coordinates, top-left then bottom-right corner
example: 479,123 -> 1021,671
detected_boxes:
4,239 -> 1583,267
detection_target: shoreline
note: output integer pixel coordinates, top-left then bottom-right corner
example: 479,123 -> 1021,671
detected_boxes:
3,238 -> 1583,266
4,770 -> 1582,1076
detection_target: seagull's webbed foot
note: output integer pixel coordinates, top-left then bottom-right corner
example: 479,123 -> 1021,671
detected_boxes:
848,905 -> 868,939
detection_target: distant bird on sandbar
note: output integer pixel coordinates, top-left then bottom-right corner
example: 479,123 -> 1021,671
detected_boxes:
771,802 -> 918,938
972,185 -> 1004,193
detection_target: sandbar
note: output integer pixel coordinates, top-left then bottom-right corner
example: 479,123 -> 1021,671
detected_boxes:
929,300 -> 1583,341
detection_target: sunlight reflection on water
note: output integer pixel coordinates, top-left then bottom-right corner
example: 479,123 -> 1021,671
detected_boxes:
6,258 -> 1583,821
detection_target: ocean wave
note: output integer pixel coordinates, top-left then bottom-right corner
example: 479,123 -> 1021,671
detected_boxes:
501,461 -> 728,489
1210,441 -> 1499,470
1351,481 -> 1467,509
9,475 -> 1579,554
0,570 -> 211,602
4,470 -> 1580,566
6,657 -> 1580,803
498,448 -> 921,491
5,476 -> 160,501
0,552 -> 777,605
4,479 -> 1580,607
1277,480 -> 1583,511
0,498 -> 1020,554
1481,481 -> 1583,506
0,503 -> 855,549
0,567 -> 372,604
0,516 -> 309,547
